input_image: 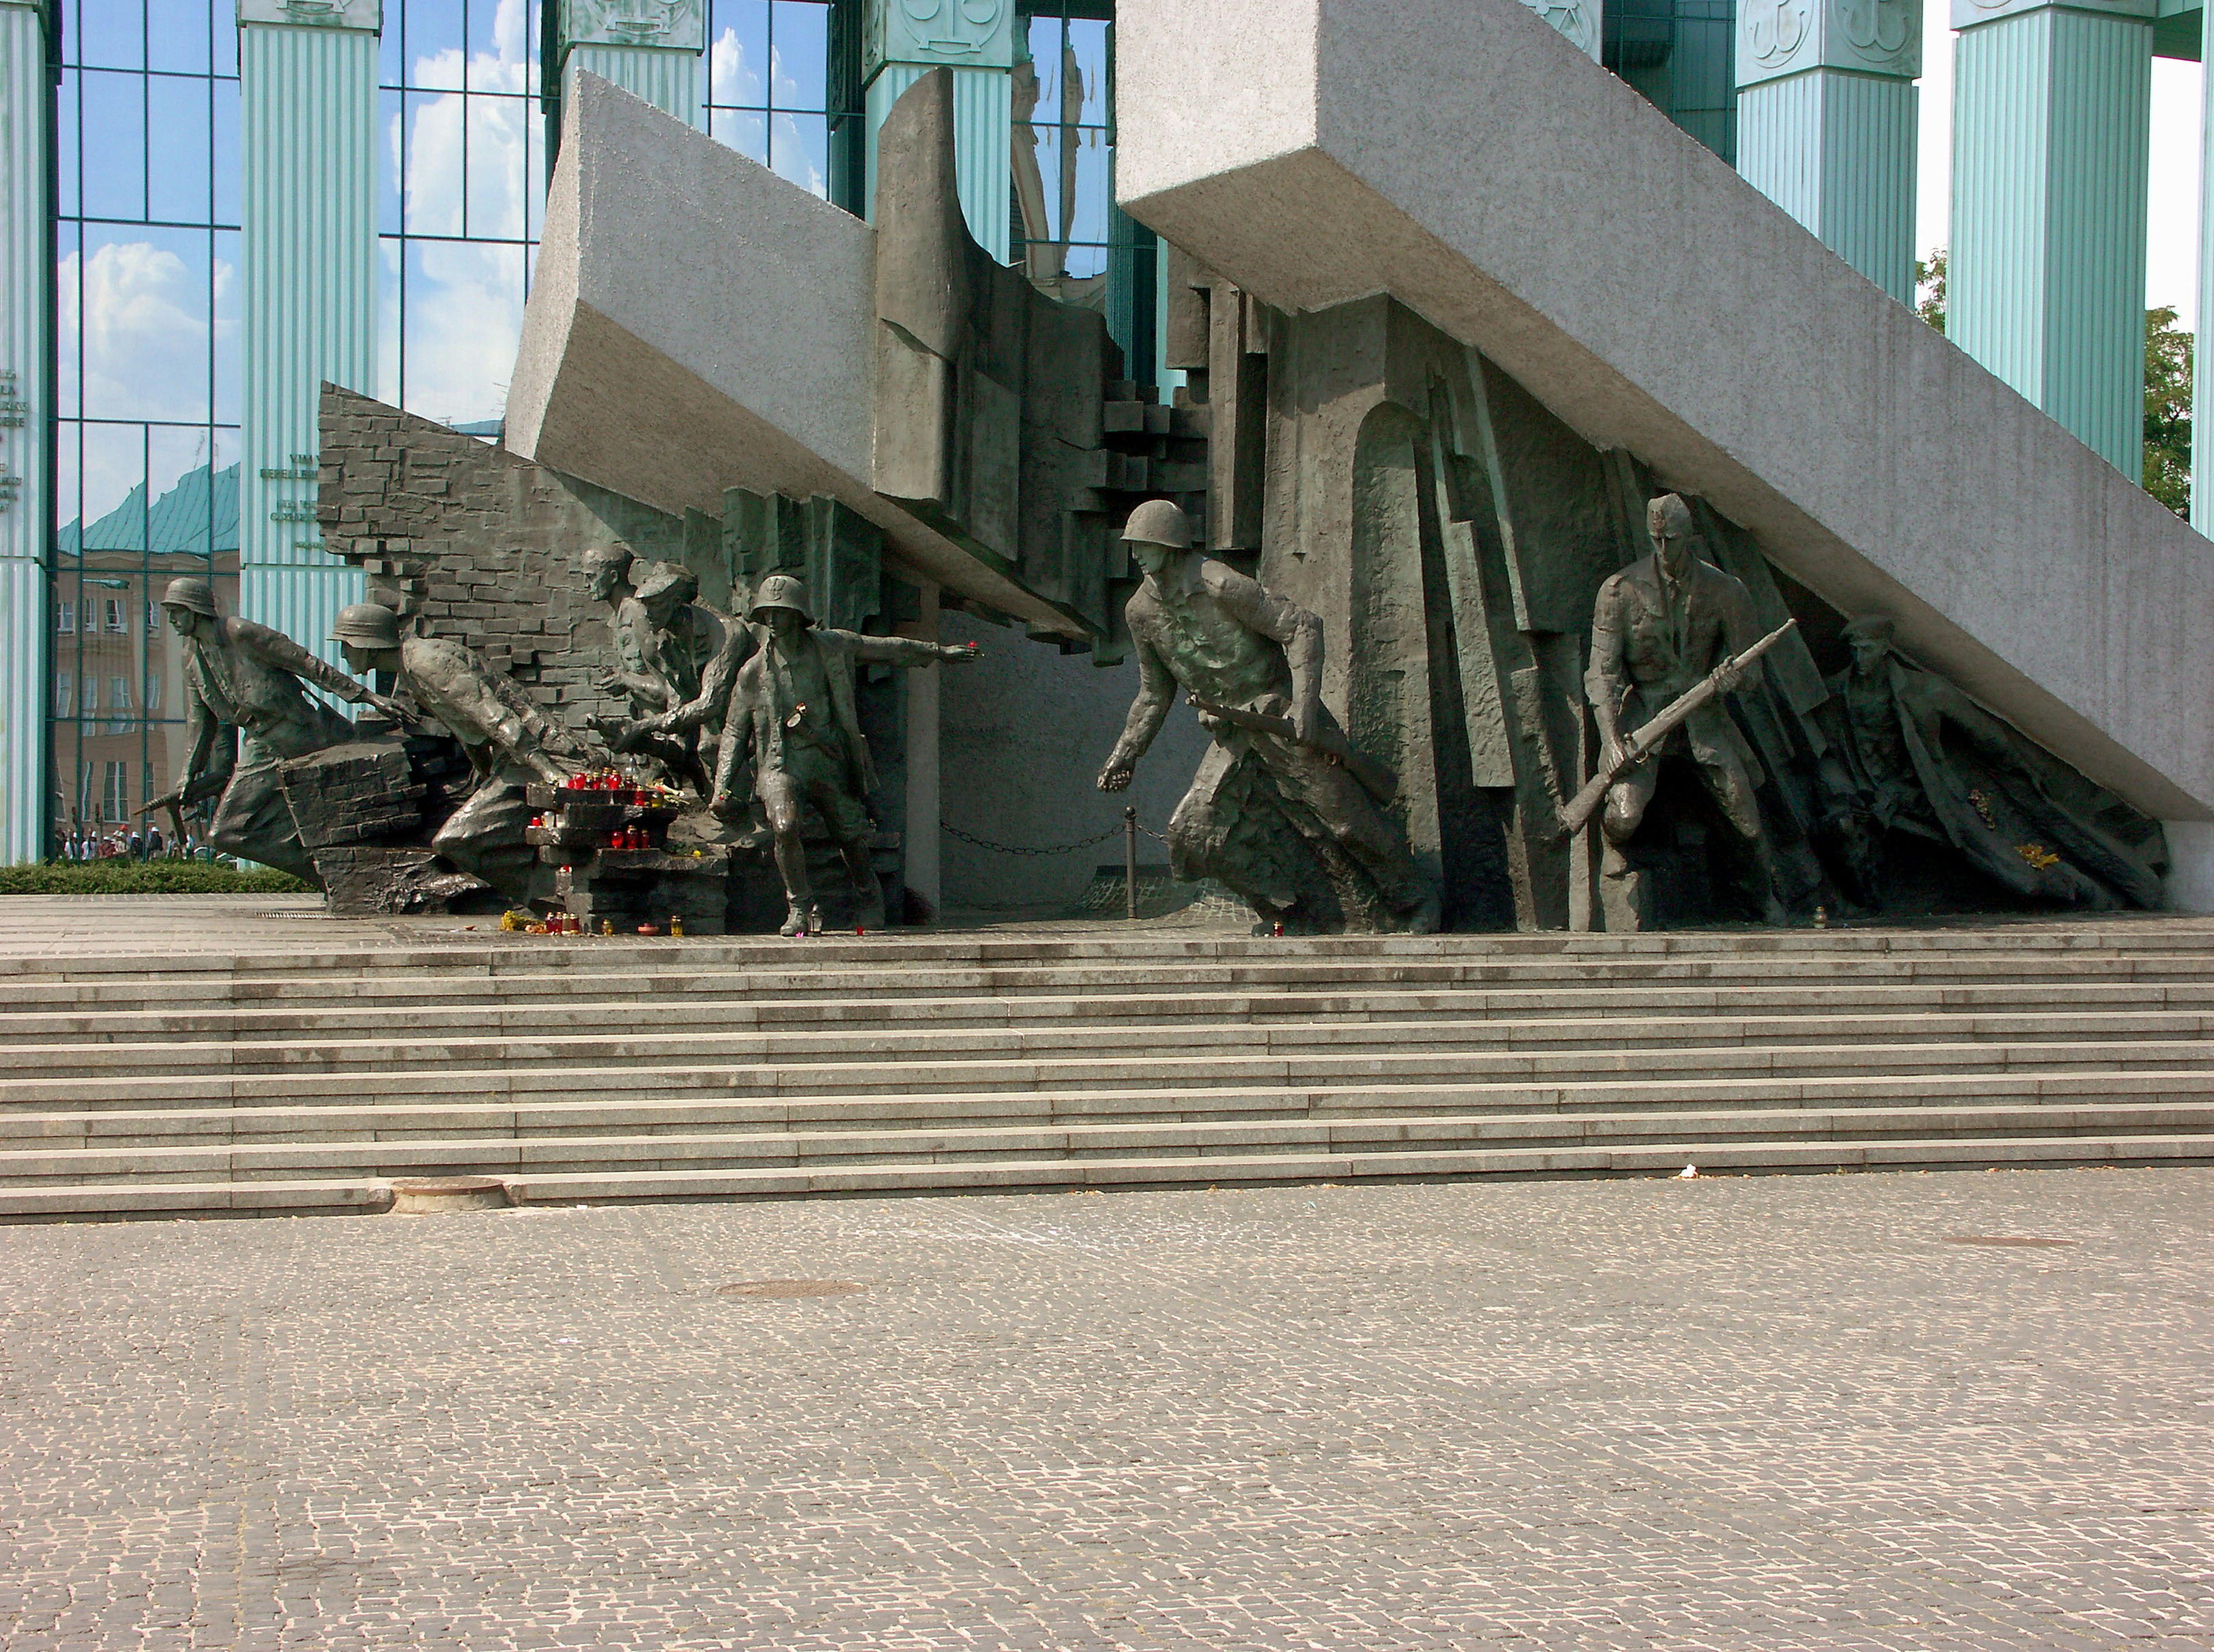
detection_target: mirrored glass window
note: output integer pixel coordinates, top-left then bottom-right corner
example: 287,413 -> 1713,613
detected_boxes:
706,0 -> 849,204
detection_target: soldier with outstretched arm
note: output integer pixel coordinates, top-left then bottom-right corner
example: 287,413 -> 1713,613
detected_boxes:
1097,501 -> 1439,934
158,576 -> 406,885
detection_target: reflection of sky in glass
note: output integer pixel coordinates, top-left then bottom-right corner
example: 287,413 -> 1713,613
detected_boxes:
707,0 -> 835,198
1015,7 -> 1115,284
381,0 -> 540,426
54,0 -> 242,837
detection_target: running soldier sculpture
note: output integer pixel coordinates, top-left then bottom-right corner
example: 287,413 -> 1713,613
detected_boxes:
1097,501 -> 1439,934
714,574 -> 976,936
157,576 -> 403,884
330,602 -> 588,900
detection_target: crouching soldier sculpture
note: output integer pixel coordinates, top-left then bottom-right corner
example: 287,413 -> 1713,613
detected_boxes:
157,575 -> 404,884
709,574 -> 976,936
330,602 -> 588,900
1097,501 -> 1439,934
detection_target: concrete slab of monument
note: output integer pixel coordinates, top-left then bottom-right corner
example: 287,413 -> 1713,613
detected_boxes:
1115,0 -> 2214,858
505,72 -> 1079,637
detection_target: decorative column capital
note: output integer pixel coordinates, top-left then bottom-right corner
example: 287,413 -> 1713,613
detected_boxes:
1949,0 -> 2152,28
236,0 -> 381,28
864,0 -> 1015,83
1520,0 -> 1602,61
559,0 -> 706,52
1738,0 -> 1922,86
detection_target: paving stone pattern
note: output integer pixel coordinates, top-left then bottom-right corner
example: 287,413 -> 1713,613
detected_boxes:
3,1169 -> 2211,1650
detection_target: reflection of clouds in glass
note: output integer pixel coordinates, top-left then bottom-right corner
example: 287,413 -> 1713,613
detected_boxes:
59,240 -> 239,519
706,26 -> 824,197
402,241 -> 525,427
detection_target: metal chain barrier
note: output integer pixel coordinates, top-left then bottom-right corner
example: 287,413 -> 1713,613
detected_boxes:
940,821 -> 1122,857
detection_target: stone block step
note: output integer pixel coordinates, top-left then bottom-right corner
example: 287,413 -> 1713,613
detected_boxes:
10,981 -> 2214,1044
2,1100 -> 2210,1186
5,1066 -> 2211,1146
3,1132 -> 2208,1218
0,1037 -> 2201,1110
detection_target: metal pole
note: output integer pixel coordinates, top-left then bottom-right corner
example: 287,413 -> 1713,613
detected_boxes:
1124,806 -> 1138,920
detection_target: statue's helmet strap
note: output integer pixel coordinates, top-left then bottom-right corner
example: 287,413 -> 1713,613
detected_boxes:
329,602 -> 403,650
160,576 -> 218,618
1120,498 -> 1192,550
748,573 -> 815,625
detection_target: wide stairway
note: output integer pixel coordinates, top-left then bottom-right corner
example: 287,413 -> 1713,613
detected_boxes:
4,916 -> 2214,1219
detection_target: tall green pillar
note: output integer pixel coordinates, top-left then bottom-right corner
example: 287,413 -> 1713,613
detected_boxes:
1947,0 -> 2151,474
2192,0 -> 2214,535
0,0 -> 48,861
864,0 -> 1013,258
238,0 -> 378,673
559,0 -> 705,128
1735,0 -> 1922,303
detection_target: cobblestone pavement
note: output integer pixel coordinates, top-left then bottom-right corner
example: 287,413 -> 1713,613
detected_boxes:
2,1169 -> 2210,1651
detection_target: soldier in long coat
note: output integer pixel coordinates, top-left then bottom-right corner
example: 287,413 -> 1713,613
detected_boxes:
159,576 -> 399,884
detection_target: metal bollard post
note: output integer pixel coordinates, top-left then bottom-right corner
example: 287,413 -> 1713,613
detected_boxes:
1124,806 -> 1139,920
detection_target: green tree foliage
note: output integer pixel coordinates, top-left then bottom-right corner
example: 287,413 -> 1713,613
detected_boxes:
2144,304 -> 2192,518
1916,249 -> 2191,517
1914,249 -> 1946,334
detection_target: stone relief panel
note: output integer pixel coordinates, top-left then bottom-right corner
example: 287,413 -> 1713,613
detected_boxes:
559,0 -> 707,52
1949,0 -> 2150,25
1738,0 -> 1921,86
865,0 -> 1015,78
1522,0 -> 1602,61
236,0 -> 382,28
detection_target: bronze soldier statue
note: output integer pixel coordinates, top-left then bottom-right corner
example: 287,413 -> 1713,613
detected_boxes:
156,575 -> 402,884
582,542 -> 635,615
1096,501 -> 1439,934
1585,494 -> 1786,925
714,574 -> 976,936
594,562 -> 729,793
330,601 -> 588,900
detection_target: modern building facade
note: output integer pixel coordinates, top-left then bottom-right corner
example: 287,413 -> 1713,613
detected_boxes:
0,0 -> 2205,863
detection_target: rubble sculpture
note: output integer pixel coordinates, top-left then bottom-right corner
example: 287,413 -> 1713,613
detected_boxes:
157,575 -> 404,885
1814,616 -> 2166,910
707,575 -> 976,936
330,601 -> 590,901
1585,494 -> 1788,927
1097,501 -> 1441,934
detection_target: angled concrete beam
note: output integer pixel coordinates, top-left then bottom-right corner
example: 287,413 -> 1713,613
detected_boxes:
1116,0 -> 2214,822
507,73 -> 1081,636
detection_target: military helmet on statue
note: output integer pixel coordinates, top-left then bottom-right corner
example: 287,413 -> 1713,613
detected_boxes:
160,576 -> 219,619
632,563 -> 699,606
748,573 -> 815,626
1120,498 -> 1192,551
1646,492 -> 1694,539
329,602 -> 403,650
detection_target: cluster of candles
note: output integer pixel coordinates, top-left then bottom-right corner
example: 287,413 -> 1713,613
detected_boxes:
563,770 -> 661,807
608,827 -> 650,851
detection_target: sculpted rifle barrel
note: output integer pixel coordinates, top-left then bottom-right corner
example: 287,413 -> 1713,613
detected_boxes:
1556,618 -> 1798,839
1185,694 -> 1399,803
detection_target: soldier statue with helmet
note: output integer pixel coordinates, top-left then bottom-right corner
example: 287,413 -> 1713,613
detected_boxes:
1097,500 -> 1440,934
155,575 -> 406,884
694,573 -> 978,936
330,600 -> 590,901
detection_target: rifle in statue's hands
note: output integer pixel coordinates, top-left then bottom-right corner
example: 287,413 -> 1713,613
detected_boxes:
1185,694 -> 1399,804
138,770 -> 228,844
1556,618 -> 1797,839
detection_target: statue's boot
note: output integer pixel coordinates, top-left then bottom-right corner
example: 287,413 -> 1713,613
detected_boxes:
780,901 -> 811,938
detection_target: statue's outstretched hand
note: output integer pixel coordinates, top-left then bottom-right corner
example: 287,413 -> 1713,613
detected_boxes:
1097,758 -> 1134,793
939,641 -> 981,663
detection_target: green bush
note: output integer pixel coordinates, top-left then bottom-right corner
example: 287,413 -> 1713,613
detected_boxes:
0,861 -> 314,896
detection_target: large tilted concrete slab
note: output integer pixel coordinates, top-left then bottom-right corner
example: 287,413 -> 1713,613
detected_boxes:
506,73 -> 1080,635
1117,0 -> 2214,826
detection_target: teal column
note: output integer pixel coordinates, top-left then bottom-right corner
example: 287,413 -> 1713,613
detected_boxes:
1948,0 -> 2152,473
0,0 -> 49,861
1736,0 -> 1922,303
2192,0 -> 2214,533
238,0 -> 378,673
559,1 -> 705,127
864,0 -> 1012,259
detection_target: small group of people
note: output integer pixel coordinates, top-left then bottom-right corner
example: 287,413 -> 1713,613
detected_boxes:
54,828 -> 204,863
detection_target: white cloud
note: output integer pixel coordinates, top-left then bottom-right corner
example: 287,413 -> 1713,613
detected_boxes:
706,27 -> 826,198
1915,0 -> 2203,328
59,240 -> 239,521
